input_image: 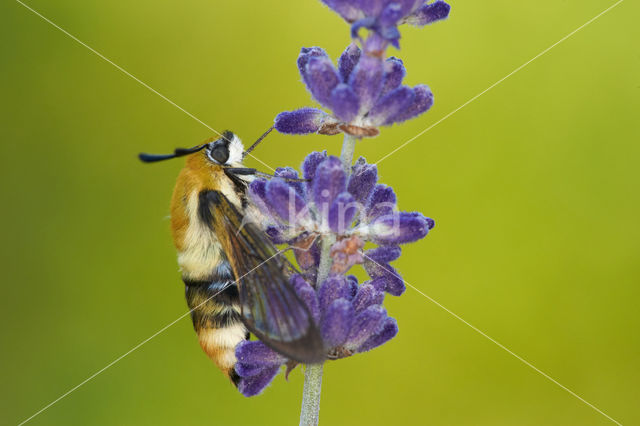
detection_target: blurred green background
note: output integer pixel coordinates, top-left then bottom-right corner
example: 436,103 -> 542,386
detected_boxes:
1,0 -> 638,425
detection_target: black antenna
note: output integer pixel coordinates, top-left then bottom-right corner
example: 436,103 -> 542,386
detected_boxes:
243,126 -> 274,158
138,144 -> 207,163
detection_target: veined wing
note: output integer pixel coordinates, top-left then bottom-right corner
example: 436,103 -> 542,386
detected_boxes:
198,190 -> 325,363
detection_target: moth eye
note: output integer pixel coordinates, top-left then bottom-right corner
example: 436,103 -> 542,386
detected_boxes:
209,143 -> 230,164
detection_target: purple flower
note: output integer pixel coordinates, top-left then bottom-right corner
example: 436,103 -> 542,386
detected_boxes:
320,0 -> 451,52
248,152 -> 434,288
237,153 -> 434,399
235,274 -> 398,396
275,45 -> 434,137
235,341 -> 287,397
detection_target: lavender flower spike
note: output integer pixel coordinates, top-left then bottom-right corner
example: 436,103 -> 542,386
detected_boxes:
248,152 -> 434,292
232,1 -> 446,413
235,274 -> 397,396
274,107 -> 337,135
275,44 -> 434,137
237,150 -> 431,395
320,0 -> 451,53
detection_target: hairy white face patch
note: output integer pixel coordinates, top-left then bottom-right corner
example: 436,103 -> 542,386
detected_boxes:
205,131 -> 245,166
226,133 -> 244,166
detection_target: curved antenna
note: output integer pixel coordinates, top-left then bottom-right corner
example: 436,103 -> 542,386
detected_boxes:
243,126 -> 274,158
138,144 -> 207,163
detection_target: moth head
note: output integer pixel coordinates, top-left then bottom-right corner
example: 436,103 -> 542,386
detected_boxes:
205,131 -> 244,166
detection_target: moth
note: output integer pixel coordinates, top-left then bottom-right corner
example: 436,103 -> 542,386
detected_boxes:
139,130 -> 324,386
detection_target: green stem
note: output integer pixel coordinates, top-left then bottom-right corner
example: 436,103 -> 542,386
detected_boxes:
340,134 -> 357,171
299,236 -> 333,426
315,235 -> 335,285
299,363 -> 324,426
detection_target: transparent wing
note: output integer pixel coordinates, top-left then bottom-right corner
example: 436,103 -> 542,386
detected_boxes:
200,190 -> 325,363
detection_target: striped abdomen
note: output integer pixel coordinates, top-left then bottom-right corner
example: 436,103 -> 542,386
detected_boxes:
171,183 -> 249,385
183,260 -> 248,385
169,148 -> 252,386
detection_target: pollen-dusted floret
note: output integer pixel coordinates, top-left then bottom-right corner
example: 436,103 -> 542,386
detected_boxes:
330,235 -> 365,274
248,151 -> 434,293
319,0 -> 451,53
235,274 -> 398,396
274,45 -> 434,137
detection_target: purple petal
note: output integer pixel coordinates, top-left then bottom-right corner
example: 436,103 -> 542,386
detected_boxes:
305,56 -> 341,109
265,179 -> 310,225
249,179 -> 279,222
363,257 -> 406,296
426,217 -> 435,230
330,84 -> 360,123
321,298 -> 355,348
368,86 -> 415,126
235,363 -> 265,378
352,283 -> 385,314
291,274 -> 321,323
383,29 -> 401,49
348,54 -> 384,114
365,245 -> 401,264
379,3 -> 404,27
237,365 -> 281,397
350,16 -> 377,39
275,108 -> 330,135
338,43 -> 362,82
365,184 -> 397,221
302,151 -> 327,181
274,167 -> 305,199
410,0 -> 429,12
369,211 -> 431,244
302,151 -> 327,194
312,156 -> 347,223
393,0 -> 423,16
354,0 -> 381,16
357,317 -> 398,353
298,47 -> 329,85
387,85 -> 434,124
369,276 -> 388,292
346,275 -> 359,298
290,274 -> 312,292
248,179 -> 267,204
265,226 -> 286,244
235,341 -> 287,367
318,275 -> 354,312
345,305 -> 387,349
381,57 -> 406,97
378,264 -> 405,296
347,157 -> 378,206
320,0 -> 363,22
328,192 -> 358,233
404,1 -> 451,26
